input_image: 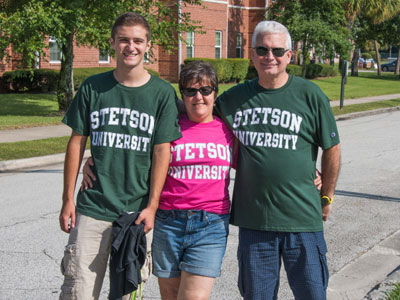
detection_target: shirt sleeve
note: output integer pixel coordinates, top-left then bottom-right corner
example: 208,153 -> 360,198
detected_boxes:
152,88 -> 182,145
62,81 -> 91,136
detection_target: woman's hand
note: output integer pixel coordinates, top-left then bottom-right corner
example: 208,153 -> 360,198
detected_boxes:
80,157 -> 96,191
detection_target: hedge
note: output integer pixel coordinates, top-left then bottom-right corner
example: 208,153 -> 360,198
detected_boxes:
184,58 -> 249,83
2,69 -> 58,92
246,63 -> 337,80
1,67 -> 160,92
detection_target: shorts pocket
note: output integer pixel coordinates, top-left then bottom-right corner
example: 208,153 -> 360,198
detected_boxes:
237,246 -> 245,297
317,245 -> 329,289
60,243 -> 76,277
155,209 -> 173,222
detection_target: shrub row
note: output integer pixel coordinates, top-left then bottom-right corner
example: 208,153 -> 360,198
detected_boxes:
184,58 -> 250,83
1,67 -> 160,93
246,63 -> 337,80
2,69 -> 59,92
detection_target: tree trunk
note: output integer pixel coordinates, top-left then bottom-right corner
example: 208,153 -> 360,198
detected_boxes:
351,48 -> 359,77
293,41 -> 299,65
57,32 -> 75,112
374,40 -> 382,76
395,46 -> 400,75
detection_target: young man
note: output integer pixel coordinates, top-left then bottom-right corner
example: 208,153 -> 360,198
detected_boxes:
215,21 -> 341,300
59,13 -> 181,299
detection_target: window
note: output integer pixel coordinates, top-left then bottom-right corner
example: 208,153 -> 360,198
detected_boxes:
236,33 -> 242,58
215,31 -> 222,59
186,32 -> 194,58
99,49 -> 110,63
49,37 -> 61,62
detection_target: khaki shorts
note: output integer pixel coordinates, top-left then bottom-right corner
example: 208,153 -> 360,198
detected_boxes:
59,213 -> 152,300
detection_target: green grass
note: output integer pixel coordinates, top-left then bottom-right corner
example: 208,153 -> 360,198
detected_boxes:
332,99 -> 400,116
382,283 -> 400,300
0,93 -> 62,129
312,72 -> 400,100
0,136 -> 70,161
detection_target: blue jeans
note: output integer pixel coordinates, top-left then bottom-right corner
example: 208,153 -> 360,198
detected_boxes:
238,228 -> 329,300
152,209 -> 229,278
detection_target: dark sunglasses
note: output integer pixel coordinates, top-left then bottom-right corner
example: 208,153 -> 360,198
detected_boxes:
254,46 -> 289,57
181,86 -> 216,97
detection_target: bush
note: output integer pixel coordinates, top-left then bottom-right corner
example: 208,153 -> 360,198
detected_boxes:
245,65 -> 257,80
286,64 -> 303,76
362,52 -> 372,59
305,63 -> 337,79
2,69 -> 59,92
184,58 -> 249,83
227,58 -> 250,82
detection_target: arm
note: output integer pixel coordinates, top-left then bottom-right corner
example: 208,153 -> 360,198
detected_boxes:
135,142 -> 171,233
59,131 -> 88,233
320,143 -> 341,221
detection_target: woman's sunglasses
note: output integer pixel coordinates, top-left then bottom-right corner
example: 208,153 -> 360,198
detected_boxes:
181,86 -> 216,97
254,46 -> 289,57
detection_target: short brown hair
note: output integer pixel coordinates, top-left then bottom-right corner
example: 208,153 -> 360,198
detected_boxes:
179,61 -> 219,95
111,12 -> 151,41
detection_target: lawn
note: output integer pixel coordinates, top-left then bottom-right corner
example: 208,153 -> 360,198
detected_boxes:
311,72 -> 400,100
0,93 -> 61,129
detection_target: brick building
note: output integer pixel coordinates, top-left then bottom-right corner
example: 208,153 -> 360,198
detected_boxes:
1,0 -> 272,82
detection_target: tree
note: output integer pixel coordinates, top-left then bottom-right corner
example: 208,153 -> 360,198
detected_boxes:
342,0 -> 400,76
373,13 -> 400,75
267,0 -> 351,76
0,0 -> 202,111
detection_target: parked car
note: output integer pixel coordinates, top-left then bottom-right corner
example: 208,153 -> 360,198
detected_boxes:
381,60 -> 398,72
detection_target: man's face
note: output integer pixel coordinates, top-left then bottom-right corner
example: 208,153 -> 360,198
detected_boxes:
251,33 -> 292,80
110,25 -> 150,69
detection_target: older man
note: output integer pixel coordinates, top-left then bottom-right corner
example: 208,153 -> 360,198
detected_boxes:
216,21 -> 341,300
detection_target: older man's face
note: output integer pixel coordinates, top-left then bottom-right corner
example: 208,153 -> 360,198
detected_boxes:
252,33 -> 292,80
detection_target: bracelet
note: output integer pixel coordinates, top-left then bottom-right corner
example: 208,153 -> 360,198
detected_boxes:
321,195 -> 334,205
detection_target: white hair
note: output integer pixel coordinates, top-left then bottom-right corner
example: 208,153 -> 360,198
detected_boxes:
251,21 -> 292,50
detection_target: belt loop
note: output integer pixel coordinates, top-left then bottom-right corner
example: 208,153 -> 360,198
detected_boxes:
201,210 -> 207,222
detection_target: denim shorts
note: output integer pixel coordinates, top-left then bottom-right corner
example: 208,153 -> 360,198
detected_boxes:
152,209 -> 229,278
237,228 -> 329,300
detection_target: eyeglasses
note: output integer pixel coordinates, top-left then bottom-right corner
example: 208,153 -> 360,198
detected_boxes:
254,46 -> 289,57
181,86 -> 216,97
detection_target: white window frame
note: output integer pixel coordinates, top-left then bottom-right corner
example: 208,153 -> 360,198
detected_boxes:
49,37 -> 62,63
99,48 -> 110,63
215,31 -> 222,59
186,31 -> 194,58
236,33 -> 243,58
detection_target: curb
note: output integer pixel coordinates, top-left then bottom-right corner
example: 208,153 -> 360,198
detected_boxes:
0,149 -> 90,173
335,106 -> 400,121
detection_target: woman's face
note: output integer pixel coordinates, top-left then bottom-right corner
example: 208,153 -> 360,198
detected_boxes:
181,79 -> 216,123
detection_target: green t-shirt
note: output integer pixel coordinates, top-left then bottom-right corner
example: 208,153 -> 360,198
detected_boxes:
216,75 -> 340,232
62,71 -> 182,222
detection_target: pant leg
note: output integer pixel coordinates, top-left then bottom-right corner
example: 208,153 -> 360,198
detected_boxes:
59,213 -> 113,300
237,228 -> 281,300
282,232 -> 329,300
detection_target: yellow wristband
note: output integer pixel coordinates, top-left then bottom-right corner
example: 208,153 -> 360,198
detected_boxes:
321,195 -> 334,205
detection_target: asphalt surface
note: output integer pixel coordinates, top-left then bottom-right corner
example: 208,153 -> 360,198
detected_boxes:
0,94 -> 400,299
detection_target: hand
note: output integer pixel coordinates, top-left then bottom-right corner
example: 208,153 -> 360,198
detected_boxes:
59,201 -> 76,233
80,157 -> 96,191
314,169 -> 322,191
135,207 -> 157,233
322,203 -> 332,221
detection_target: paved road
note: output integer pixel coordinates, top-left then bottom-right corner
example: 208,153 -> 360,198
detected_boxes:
0,110 -> 399,299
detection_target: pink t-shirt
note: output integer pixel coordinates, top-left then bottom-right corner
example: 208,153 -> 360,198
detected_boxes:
159,115 -> 235,214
